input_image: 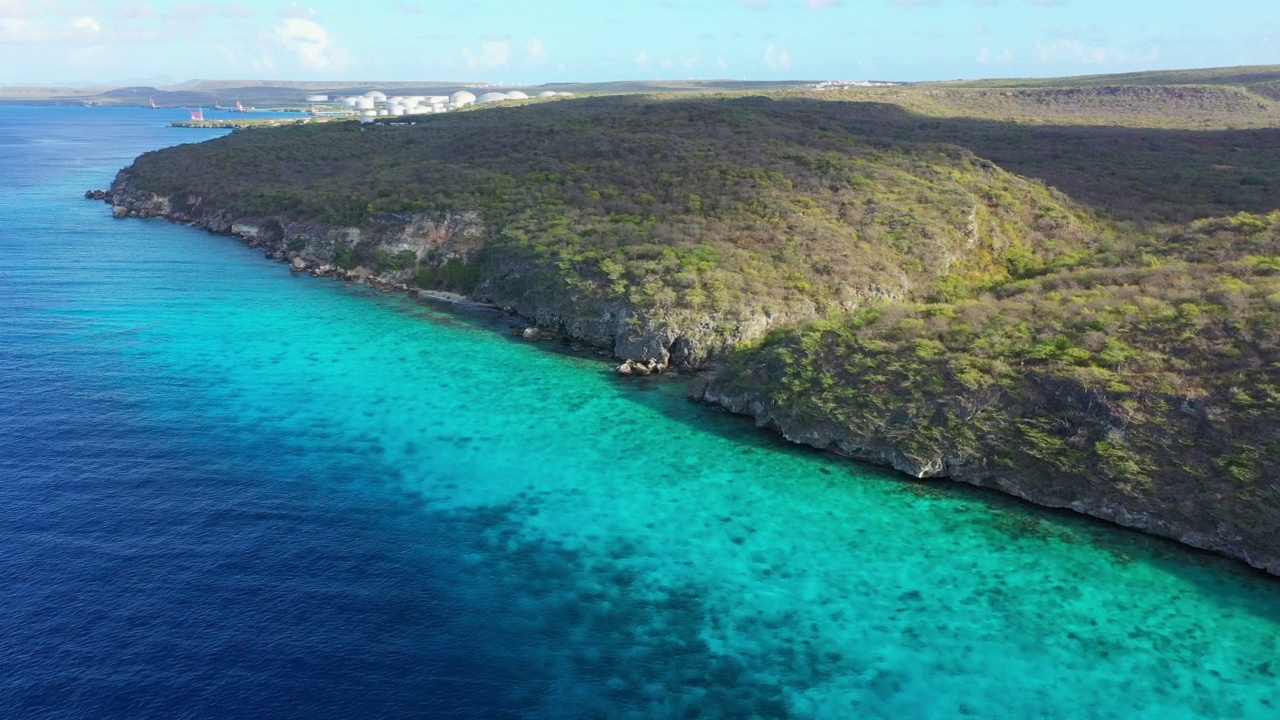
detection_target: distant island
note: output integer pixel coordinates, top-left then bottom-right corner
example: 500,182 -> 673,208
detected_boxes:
97,65 -> 1280,575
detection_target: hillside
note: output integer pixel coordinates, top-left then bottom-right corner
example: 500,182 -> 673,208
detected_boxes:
103,86 -> 1280,574
114,95 -> 1095,364
944,65 -> 1280,89
814,82 -> 1280,130
706,211 -> 1280,572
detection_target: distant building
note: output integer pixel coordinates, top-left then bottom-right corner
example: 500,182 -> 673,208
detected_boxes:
810,80 -> 898,90
305,94 -> 329,102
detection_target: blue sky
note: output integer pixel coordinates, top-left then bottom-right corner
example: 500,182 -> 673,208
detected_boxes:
0,0 -> 1275,85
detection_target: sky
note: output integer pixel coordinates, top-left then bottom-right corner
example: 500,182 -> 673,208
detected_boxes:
0,0 -> 1276,86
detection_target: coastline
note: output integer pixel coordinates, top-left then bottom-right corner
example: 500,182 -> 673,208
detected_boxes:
91,181 -> 1280,579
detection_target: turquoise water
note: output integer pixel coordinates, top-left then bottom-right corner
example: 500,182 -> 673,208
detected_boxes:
2,106 -> 1279,718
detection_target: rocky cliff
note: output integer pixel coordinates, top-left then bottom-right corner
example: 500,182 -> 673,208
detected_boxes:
103,171 -> 792,368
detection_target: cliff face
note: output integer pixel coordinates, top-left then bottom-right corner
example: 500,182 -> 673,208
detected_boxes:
105,172 -> 778,368
108,173 -> 484,281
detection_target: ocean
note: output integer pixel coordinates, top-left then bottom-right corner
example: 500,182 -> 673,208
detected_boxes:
1,105 -> 1278,719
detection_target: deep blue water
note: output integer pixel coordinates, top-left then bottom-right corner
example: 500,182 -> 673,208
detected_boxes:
2,106 -> 1280,719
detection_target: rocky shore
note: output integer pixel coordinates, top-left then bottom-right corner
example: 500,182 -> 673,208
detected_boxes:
90,179 -> 1280,578
93,175 -> 760,371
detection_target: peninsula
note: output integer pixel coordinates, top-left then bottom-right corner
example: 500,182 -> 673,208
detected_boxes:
99,66 -> 1280,574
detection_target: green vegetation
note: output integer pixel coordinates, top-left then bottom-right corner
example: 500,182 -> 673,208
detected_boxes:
941,65 -> 1280,89
123,95 -> 1098,327
715,212 -> 1280,558
115,67 -> 1280,568
818,84 -> 1280,129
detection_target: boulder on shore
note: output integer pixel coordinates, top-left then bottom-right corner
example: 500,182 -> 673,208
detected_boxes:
617,358 -> 666,376
111,205 -> 128,218
522,327 -> 543,341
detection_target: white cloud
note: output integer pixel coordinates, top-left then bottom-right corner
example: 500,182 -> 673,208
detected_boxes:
0,17 -> 45,42
524,37 -> 546,66
763,42 -> 791,69
272,17 -> 350,71
635,50 -> 650,68
716,55 -> 729,70
1035,39 -> 1158,65
462,39 -> 510,69
680,52 -> 701,68
806,0 -> 839,8
279,2 -> 314,20
0,14 -> 104,43
977,46 -> 1013,64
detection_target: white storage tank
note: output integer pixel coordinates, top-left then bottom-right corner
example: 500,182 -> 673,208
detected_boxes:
364,90 -> 387,102
356,97 -> 375,110
377,109 -> 389,116
342,97 -> 360,107
505,91 -> 529,100
537,91 -> 556,98
477,92 -> 507,103
305,94 -> 329,102
450,91 -> 476,105
424,95 -> 448,104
